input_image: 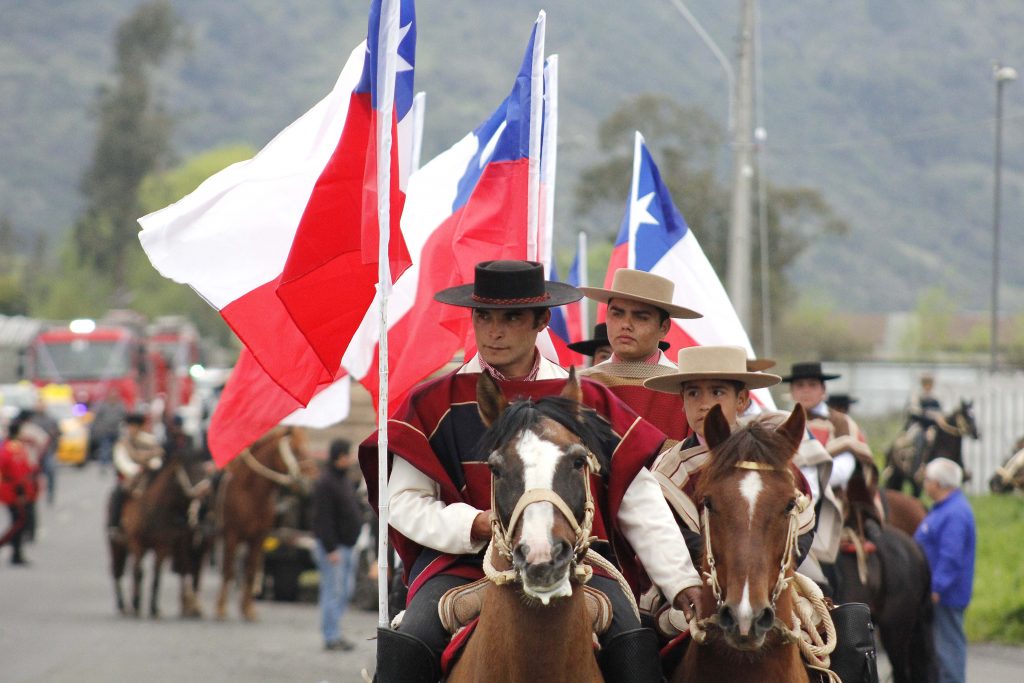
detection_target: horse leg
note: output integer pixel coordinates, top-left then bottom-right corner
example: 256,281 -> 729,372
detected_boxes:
216,534 -> 238,620
130,551 -> 144,617
150,552 -> 164,619
110,539 -> 128,614
240,540 -> 263,622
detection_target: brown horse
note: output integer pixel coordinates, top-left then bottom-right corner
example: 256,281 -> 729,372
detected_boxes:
675,405 -> 817,683
447,372 -> 607,683
879,489 -> 926,537
110,451 -> 211,617
215,427 -> 308,621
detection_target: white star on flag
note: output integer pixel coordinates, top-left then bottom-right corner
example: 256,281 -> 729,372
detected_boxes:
627,190 -> 658,269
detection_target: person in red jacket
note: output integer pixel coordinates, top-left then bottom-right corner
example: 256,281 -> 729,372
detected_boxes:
0,420 -> 38,566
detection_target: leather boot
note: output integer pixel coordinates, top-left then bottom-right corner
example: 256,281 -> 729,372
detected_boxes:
829,602 -> 879,683
598,627 -> 664,683
374,627 -> 440,683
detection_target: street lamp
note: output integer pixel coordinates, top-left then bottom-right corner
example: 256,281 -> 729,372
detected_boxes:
991,63 -> 1017,371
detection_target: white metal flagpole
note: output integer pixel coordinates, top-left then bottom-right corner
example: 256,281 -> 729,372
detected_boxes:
526,11 -> 546,262
578,230 -> 589,334
627,131 -> 643,270
410,91 -> 426,173
540,54 -> 558,275
375,0 -> 400,631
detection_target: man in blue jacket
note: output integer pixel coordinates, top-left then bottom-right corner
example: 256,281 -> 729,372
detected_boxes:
914,457 -> 976,683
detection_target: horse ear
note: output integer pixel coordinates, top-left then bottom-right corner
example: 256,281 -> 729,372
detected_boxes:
704,404 -> 732,450
777,404 -> 807,454
477,372 -> 508,428
561,366 -> 583,407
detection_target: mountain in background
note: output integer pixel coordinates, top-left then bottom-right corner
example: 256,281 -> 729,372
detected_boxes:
2,0 -> 1022,312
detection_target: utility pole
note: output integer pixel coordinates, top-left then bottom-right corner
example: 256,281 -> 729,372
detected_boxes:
991,63 -> 1017,371
727,0 -> 756,332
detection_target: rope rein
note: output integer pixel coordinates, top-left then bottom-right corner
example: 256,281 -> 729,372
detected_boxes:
239,435 -> 302,488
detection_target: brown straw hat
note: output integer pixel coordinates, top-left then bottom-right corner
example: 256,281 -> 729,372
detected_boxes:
578,269 -> 701,319
644,345 -> 781,393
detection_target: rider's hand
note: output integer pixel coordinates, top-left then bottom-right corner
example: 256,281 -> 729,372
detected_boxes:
470,510 -> 492,541
328,549 -> 341,565
673,586 -> 703,622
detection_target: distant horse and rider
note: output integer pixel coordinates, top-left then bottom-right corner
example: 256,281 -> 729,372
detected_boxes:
108,444 -> 212,618
884,399 -> 979,498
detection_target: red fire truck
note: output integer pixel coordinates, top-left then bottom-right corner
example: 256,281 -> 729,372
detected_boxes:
23,312 -> 200,412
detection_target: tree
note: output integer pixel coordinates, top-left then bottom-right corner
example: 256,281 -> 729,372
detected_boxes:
73,1 -> 184,304
573,94 -> 848,348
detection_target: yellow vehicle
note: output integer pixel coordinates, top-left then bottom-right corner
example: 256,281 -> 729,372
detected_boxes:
40,384 -> 92,466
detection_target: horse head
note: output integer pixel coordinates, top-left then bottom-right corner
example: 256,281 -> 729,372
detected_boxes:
696,404 -> 806,651
477,368 -> 609,605
955,399 -> 980,440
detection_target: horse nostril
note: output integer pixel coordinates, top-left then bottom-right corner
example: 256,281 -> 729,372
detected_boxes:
718,604 -> 736,631
552,539 -> 572,564
513,543 -> 529,566
754,606 -> 775,636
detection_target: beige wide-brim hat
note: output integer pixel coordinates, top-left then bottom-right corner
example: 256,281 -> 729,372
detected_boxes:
644,345 -> 782,393
578,269 -> 702,319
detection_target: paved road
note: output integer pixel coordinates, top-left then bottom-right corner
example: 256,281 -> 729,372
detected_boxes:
3,465 -> 1023,682
0,465 -> 378,683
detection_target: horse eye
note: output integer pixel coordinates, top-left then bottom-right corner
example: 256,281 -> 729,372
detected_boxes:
702,496 -> 714,513
487,453 -> 503,478
784,498 -> 796,514
573,455 -> 587,470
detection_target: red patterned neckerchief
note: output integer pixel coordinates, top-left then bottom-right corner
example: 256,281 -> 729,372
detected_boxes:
477,350 -> 542,383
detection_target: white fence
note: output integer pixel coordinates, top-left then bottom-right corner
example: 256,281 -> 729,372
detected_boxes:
809,361 -> 1024,495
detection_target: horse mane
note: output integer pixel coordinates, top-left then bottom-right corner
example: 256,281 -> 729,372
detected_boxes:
703,418 -> 795,487
478,396 -> 613,473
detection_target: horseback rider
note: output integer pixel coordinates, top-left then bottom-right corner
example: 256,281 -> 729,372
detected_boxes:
642,346 -> 830,595
107,413 -> 165,539
906,372 -> 943,459
362,260 -> 704,683
578,268 -> 702,444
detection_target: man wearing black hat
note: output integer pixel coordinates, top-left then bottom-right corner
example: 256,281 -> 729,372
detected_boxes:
362,260 -> 703,683
784,362 -> 873,493
566,323 -> 615,366
578,269 -> 701,444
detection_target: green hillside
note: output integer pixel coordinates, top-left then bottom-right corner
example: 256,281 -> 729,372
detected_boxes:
2,0 -> 1022,312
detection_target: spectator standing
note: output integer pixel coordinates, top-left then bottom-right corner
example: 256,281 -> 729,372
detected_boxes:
91,393 -> 126,468
313,438 -> 362,651
914,457 -> 976,683
27,401 -> 60,505
0,420 -> 38,565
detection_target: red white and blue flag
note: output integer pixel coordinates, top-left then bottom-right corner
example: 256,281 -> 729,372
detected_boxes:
344,15 -> 549,409
600,132 -> 774,407
138,0 -> 416,463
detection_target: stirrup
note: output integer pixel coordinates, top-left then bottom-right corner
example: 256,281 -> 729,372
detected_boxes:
598,627 -> 663,683
374,627 -> 440,683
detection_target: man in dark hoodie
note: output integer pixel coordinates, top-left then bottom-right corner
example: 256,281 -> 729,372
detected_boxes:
313,438 -> 363,651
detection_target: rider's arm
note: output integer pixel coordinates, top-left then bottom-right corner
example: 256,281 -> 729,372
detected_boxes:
387,456 -> 488,555
827,452 -> 857,489
617,467 -> 702,600
112,441 -> 140,478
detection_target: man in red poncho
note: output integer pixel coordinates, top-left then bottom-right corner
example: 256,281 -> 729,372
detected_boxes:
1,419 -> 39,566
362,260 -> 703,683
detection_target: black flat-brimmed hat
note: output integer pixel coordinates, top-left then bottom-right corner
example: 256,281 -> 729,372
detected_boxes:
827,393 -> 858,410
434,260 -> 582,309
567,322 -> 669,356
780,361 -> 840,383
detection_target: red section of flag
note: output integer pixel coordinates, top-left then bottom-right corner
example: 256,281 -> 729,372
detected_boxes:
220,278 -> 330,404
207,349 -> 344,466
276,93 -> 411,376
358,158 -> 531,410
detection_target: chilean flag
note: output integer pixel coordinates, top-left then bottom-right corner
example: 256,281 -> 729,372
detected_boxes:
344,17 -> 546,409
138,0 -> 414,409
600,132 -> 774,407
139,0 -> 414,463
